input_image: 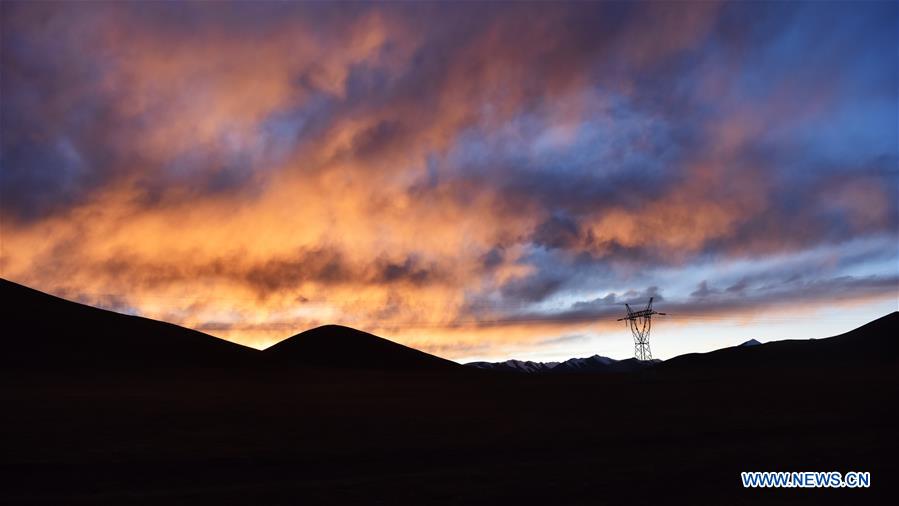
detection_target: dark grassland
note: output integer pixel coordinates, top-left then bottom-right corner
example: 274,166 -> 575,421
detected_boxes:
2,364 -> 895,505
1,279 -> 895,504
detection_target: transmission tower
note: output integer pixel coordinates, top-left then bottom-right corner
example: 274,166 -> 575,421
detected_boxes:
617,297 -> 666,361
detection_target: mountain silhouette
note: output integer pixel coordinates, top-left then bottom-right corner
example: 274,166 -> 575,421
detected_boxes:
264,325 -> 460,371
3,278 -> 896,504
466,314 -> 897,374
468,355 -> 659,373
467,359 -> 560,373
1,278 -> 257,371
1,278 -> 459,372
3,277 -> 895,375
551,355 -> 659,373
660,311 -> 899,371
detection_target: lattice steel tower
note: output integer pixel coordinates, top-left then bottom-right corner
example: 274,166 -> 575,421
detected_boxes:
617,297 -> 666,361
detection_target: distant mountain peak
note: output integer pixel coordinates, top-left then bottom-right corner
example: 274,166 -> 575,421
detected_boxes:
467,359 -> 557,373
739,339 -> 762,347
467,353 -> 656,374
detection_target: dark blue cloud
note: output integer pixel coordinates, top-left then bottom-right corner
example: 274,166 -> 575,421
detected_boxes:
1,0 -> 895,334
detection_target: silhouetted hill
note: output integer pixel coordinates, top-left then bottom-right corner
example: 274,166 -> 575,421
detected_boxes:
264,325 -> 461,371
1,279 -> 462,373
466,314 -> 897,375
3,276 -> 894,377
660,311 -> 899,372
2,281 -> 896,504
0,278 -> 257,371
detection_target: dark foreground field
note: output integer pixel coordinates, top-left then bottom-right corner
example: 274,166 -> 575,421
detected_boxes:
1,280 -> 896,504
3,364 -> 895,505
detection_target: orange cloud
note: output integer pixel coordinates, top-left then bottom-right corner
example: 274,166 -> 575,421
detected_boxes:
2,1 -> 895,360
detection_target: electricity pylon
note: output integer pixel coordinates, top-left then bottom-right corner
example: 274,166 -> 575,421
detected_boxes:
617,297 -> 665,361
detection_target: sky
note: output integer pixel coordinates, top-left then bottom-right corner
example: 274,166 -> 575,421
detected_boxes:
1,1 -> 897,362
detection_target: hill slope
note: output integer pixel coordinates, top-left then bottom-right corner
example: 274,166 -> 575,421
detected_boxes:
466,313 -> 897,375
0,278 -> 257,370
660,311 -> 899,372
264,325 -> 460,371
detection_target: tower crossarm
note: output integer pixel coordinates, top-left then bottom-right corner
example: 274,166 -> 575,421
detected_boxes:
618,309 -> 660,320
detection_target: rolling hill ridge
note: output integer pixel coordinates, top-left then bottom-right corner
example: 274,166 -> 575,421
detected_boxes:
0,278 -> 458,372
263,324 -> 460,370
2,278 -> 895,374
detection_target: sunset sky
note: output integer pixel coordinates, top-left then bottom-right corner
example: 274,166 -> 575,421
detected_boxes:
1,1 -> 896,362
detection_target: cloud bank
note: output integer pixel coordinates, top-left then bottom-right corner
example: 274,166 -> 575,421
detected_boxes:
1,1 -> 896,358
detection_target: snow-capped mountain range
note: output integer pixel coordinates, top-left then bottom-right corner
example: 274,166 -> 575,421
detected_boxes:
467,354 -> 660,373
467,339 -> 764,373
